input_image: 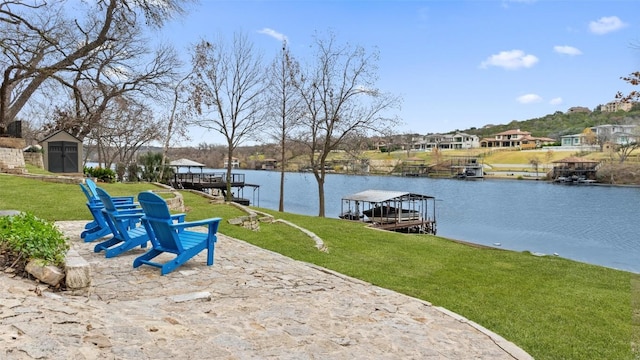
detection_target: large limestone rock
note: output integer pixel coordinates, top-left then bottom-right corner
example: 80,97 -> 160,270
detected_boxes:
25,259 -> 65,287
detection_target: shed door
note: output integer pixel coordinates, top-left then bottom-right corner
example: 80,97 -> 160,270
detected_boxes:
48,141 -> 78,173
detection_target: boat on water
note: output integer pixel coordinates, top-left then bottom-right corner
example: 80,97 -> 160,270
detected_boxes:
454,168 -> 484,179
339,189 -> 437,234
362,206 -> 422,223
553,175 -> 597,185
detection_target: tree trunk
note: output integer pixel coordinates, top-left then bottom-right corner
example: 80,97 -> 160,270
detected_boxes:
226,146 -> 233,202
316,172 -> 325,217
279,141 -> 285,212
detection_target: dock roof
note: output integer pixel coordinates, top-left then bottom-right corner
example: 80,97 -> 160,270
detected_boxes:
552,156 -> 599,164
342,190 -> 434,203
169,158 -> 206,167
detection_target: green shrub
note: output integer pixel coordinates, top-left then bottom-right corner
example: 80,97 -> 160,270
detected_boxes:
23,145 -> 44,153
0,212 -> 69,266
84,166 -> 116,183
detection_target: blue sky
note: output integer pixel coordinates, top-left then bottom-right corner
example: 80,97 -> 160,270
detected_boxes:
157,0 -> 639,145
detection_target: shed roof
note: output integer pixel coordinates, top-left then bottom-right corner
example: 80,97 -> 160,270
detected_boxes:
342,189 -> 434,203
39,130 -> 82,143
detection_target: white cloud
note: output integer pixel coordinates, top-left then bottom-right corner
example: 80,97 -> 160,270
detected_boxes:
549,97 -> 563,105
553,45 -> 582,56
589,16 -> 627,35
480,50 -> 539,70
516,94 -> 543,104
258,28 -> 288,42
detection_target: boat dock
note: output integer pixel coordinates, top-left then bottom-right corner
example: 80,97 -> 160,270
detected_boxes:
171,172 -> 259,206
400,156 -> 483,179
168,158 -> 259,205
340,189 -> 437,234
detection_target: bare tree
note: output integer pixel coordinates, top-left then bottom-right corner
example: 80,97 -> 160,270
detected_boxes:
544,149 -> 554,174
264,41 -> 302,211
616,71 -> 640,103
293,32 -> 401,217
191,32 -> 266,201
159,71 -> 194,181
616,141 -> 639,163
41,26 -> 182,165
581,128 -> 597,146
615,126 -> 640,163
0,0 -> 188,133
340,131 -> 372,174
529,156 -> 540,178
44,19 -> 181,135
89,96 -> 162,170
595,127 -> 612,152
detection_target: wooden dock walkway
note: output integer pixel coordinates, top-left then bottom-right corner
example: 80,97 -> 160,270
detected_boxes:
172,172 -> 259,206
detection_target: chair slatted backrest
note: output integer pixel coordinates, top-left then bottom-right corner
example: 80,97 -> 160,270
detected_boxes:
80,183 -> 99,205
85,178 -> 100,199
138,192 -> 183,254
94,187 -> 125,237
95,187 -> 118,213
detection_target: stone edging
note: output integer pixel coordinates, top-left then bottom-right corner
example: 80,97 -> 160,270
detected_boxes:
226,201 -> 327,252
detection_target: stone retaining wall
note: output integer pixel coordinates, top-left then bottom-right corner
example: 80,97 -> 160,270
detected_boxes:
23,152 -> 44,168
0,147 -> 26,174
0,138 -> 27,174
18,173 -> 84,184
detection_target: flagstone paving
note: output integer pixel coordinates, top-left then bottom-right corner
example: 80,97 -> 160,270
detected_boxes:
0,221 -> 533,359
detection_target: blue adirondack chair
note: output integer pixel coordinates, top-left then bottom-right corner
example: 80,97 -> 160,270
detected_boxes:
79,183 -> 114,242
134,191 -> 221,275
93,187 -> 150,258
86,178 -> 135,205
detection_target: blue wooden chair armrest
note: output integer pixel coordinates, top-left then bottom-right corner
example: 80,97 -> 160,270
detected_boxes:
89,200 -> 137,209
112,212 -> 145,220
171,213 -> 187,221
114,202 -> 140,209
170,218 -> 222,232
116,208 -> 144,214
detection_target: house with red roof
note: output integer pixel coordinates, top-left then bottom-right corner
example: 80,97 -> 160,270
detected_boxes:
480,129 -> 555,149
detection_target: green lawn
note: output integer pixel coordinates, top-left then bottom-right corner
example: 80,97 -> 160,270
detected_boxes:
0,174 -> 637,360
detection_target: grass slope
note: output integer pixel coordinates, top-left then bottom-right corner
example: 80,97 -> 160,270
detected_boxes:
0,174 -> 637,360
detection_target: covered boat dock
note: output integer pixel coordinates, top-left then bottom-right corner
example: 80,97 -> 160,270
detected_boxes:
168,158 -> 259,206
340,190 -> 437,234
551,156 -> 600,184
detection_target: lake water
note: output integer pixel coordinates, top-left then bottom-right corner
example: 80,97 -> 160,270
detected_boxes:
194,169 -> 640,274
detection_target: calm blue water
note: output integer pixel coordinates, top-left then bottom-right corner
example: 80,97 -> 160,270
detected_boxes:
198,169 -> 640,273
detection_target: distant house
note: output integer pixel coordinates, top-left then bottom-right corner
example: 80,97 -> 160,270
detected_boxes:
411,132 -> 479,150
261,158 -> 278,170
591,124 -> 639,145
560,134 -> 586,147
223,157 -> 240,169
480,129 -> 554,149
560,124 -> 639,147
601,101 -> 633,113
567,106 -> 591,114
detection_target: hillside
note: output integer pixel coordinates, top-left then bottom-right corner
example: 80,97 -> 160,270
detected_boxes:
460,106 -> 640,139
